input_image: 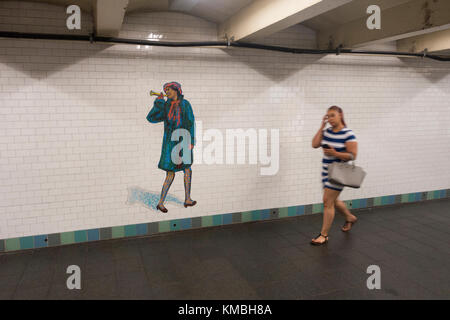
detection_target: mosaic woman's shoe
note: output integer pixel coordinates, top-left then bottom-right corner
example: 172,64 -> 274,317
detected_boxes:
184,200 -> 197,208
156,204 -> 168,213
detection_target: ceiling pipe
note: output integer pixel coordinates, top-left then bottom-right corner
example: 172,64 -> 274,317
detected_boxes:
1,31 -> 449,62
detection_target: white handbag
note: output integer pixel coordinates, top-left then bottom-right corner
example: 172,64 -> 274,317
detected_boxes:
328,155 -> 366,188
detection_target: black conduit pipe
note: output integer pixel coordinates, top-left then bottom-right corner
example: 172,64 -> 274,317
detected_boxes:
1,31 -> 449,62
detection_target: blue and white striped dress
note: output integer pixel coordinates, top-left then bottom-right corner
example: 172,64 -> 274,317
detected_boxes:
321,127 -> 357,191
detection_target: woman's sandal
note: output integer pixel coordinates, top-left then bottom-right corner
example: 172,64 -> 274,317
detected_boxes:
341,218 -> 357,232
310,233 -> 328,246
184,200 -> 197,208
156,204 -> 168,213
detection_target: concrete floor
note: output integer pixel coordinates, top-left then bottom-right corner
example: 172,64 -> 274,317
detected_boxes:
0,198 -> 449,300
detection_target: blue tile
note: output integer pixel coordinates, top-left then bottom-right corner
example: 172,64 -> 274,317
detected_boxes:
136,223 -> 148,235
260,209 -> 270,220
180,218 -> 192,230
388,195 -> 395,204
440,190 -> 446,198
359,198 -> 367,208
415,192 -> 422,201
34,235 -> 48,248
296,205 -> 305,216
222,214 -> 233,225
87,229 -> 100,241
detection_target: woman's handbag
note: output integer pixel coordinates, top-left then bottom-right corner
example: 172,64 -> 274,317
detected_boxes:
328,154 -> 366,188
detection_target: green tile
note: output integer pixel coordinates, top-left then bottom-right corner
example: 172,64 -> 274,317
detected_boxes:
124,225 -> 137,236
352,199 -> 360,209
241,211 -> 252,222
158,220 -> 170,233
288,207 -> 297,217
74,231 -> 87,243
312,203 -> 323,213
381,196 -> 389,205
433,190 -> 440,199
426,191 -> 434,200
20,236 -> 34,250
374,197 -> 382,206
251,210 -> 260,221
212,215 -> 222,226
170,220 -> 181,231
112,226 -> 124,238
408,193 -> 416,202
278,207 -> 288,218
5,238 -> 21,251
201,216 -> 213,227
401,194 -> 409,203
60,232 -> 75,245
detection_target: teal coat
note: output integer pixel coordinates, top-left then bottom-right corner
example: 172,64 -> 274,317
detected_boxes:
146,96 -> 195,172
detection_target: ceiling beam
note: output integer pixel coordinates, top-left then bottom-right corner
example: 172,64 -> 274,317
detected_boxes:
397,28 -> 450,53
218,0 -> 353,41
169,0 -> 200,12
94,0 -> 129,37
317,0 -> 450,49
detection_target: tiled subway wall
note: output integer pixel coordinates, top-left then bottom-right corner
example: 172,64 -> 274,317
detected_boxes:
1,1 -> 450,244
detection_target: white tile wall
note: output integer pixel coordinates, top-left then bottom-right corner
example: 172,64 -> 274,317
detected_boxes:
0,1 -> 449,239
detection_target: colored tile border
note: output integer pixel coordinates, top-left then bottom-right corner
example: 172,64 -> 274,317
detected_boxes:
60,232 -> 75,245
2,188 -> 448,253
5,238 -> 21,252
112,226 -> 125,239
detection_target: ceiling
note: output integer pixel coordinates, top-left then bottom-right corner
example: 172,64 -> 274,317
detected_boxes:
6,0 -> 450,54
302,0 -> 413,31
18,0 -> 255,24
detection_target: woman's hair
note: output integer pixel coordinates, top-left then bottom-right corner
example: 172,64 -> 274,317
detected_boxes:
328,105 -> 347,127
168,85 -> 182,99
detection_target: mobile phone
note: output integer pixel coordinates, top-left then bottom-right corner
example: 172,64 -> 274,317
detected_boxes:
322,144 -> 330,149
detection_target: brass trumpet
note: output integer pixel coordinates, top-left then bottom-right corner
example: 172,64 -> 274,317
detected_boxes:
150,90 -> 167,97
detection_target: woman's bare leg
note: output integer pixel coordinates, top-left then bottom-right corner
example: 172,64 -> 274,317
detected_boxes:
335,199 -> 357,231
312,187 -> 341,244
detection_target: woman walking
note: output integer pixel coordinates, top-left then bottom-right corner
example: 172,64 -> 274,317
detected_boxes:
146,82 -> 196,212
310,106 -> 358,245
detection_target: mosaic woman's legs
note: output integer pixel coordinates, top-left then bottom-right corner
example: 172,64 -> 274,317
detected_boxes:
158,171 -> 175,211
183,167 -> 196,207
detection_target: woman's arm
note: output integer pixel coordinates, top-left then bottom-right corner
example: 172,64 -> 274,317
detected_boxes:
146,95 -> 166,123
312,128 -> 324,148
333,141 -> 357,161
